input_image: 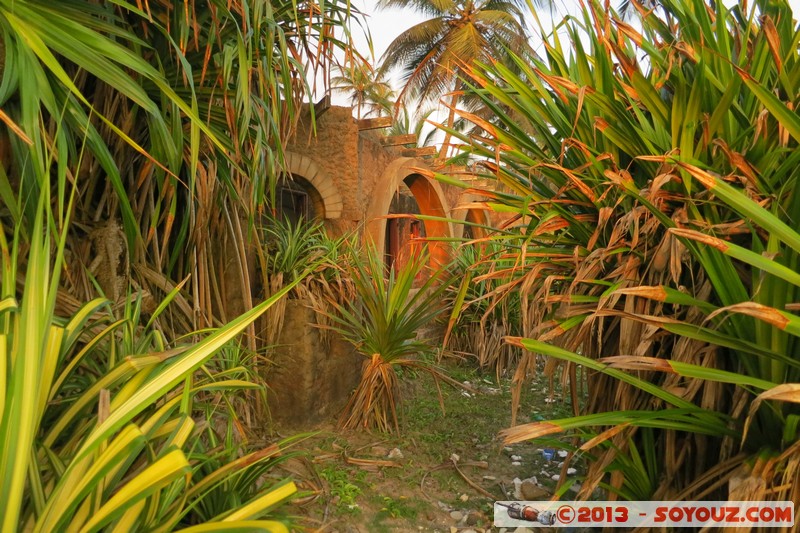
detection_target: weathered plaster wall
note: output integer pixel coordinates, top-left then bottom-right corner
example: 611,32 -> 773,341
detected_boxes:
287,107 -> 362,236
264,107 -> 500,426
287,107 -> 474,241
264,299 -> 362,426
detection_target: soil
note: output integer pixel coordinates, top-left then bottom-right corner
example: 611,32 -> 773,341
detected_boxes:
271,360 -> 587,532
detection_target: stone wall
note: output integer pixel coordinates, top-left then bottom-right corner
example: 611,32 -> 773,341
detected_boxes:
286,106 -> 473,244
287,107 -> 362,236
264,106 -> 502,426
264,299 -> 362,426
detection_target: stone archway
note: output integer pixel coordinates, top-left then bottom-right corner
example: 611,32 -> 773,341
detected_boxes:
463,208 -> 489,240
365,157 -> 453,268
284,152 -> 343,219
453,192 -> 490,240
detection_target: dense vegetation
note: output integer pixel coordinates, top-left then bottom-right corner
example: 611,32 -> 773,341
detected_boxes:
444,0 -> 800,504
1,0 -> 799,530
0,0 -> 356,529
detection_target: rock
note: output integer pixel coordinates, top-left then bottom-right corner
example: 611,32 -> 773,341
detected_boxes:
504,446 -> 513,452
460,493 -> 470,502
450,453 -> 460,463
521,479 -> 550,500
437,501 -> 451,511
514,528 -> 534,533
513,477 -> 523,499
387,448 -> 403,459
450,527 -> 458,533
567,467 -> 577,475
450,510 -> 464,521
460,530 -> 479,533
370,445 -> 388,456
466,510 -> 482,526
558,450 -> 569,458
510,454 -> 522,461
569,483 -> 582,493
482,475 -> 496,481
511,461 -> 522,466
552,474 -> 560,481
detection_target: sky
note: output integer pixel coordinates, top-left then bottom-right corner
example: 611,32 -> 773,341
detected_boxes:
327,0 -> 800,147
349,1 -> 427,65
332,0 -> 800,109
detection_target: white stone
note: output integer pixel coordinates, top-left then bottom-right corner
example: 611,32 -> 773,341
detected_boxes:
512,477 -> 522,499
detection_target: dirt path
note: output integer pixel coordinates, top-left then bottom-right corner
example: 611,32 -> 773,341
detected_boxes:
274,362 -> 584,532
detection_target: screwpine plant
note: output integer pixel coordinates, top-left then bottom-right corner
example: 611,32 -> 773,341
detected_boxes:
0,0 -> 358,339
438,0 -> 800,504
323,245 -> 457,432
0,178 -> 308,530
0,1 -> 360,529
444,241 -> 523,377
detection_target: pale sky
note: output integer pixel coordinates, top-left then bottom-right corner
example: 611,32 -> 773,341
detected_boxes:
327,0 -> 800,146
352,0 -> 800,60
334,0 -> 800,107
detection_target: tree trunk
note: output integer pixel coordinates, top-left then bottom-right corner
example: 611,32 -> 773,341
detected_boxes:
437,91 -> 460,161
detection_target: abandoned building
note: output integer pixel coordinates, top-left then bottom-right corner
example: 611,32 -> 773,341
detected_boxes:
278,105 -> 491,267
265,105 -> 493,424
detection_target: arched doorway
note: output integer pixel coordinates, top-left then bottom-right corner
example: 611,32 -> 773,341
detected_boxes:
462,208 -> 489,240
281,152 -> 343,220
366,158 -> 453,270
384,182 -> 425,272
274,174 -> 324,223
453,192 -> 490,241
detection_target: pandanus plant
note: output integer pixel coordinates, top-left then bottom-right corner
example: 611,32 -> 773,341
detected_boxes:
323,245 -> 456,432
438,0 -> 800,504
0,181 -> 308,530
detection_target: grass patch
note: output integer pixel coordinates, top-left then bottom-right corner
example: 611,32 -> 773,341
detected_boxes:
320,465 -> 368,515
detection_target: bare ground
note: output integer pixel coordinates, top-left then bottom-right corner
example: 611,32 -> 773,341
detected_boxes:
271,361 -> 584,532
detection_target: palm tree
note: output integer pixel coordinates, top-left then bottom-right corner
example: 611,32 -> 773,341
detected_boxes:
377,0 -> 532,158
332,58 -> 396,118
387,107 -> 438,147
